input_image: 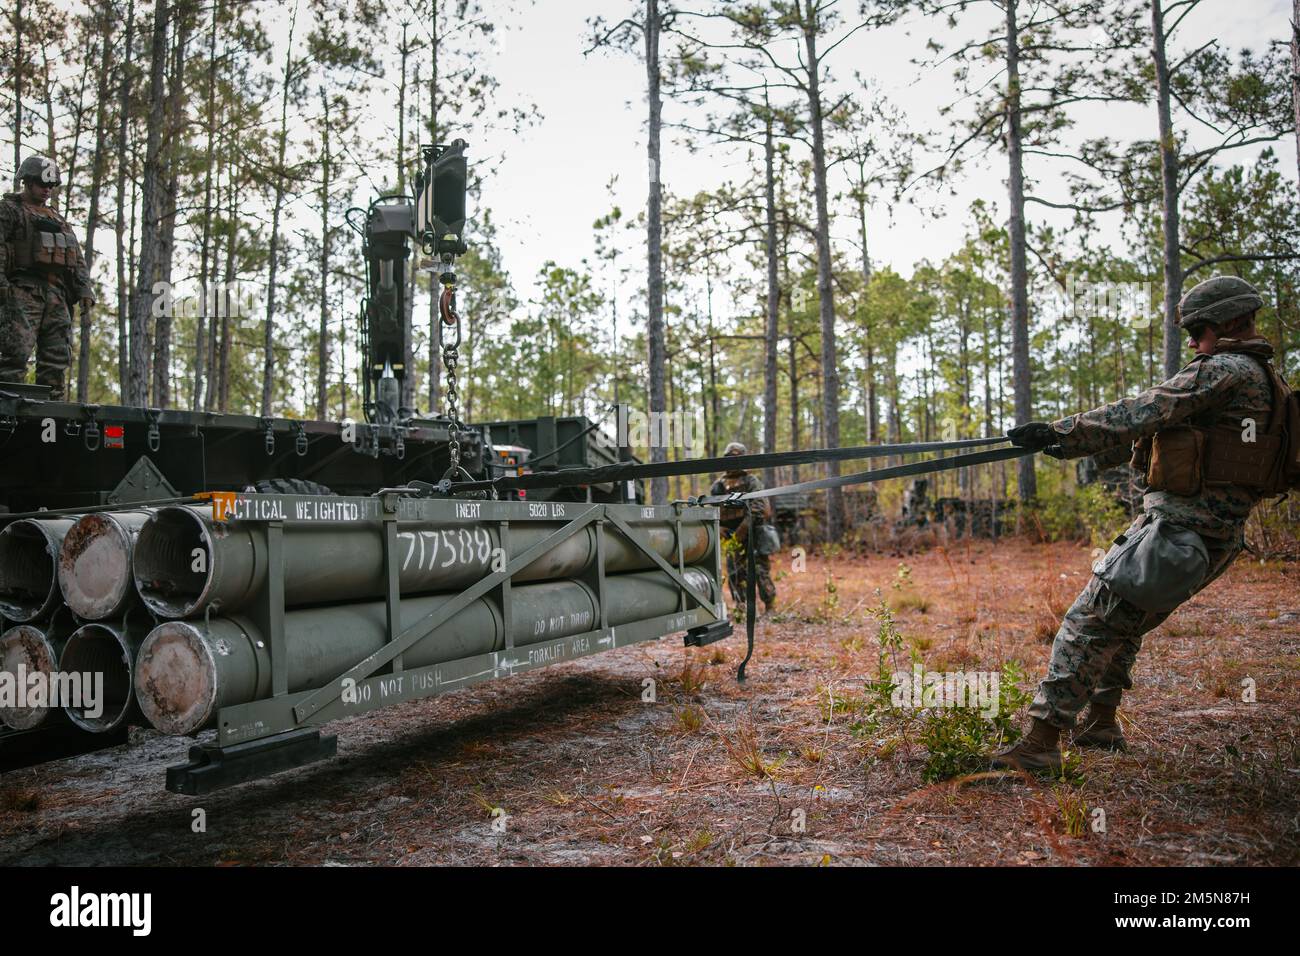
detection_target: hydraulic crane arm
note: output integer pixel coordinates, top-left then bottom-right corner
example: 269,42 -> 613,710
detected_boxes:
357,139 -> 469,426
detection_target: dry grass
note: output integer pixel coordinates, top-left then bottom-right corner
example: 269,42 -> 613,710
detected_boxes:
890,590 -> 932,614
716,712 -> 786,781
1,537 -> 1296,866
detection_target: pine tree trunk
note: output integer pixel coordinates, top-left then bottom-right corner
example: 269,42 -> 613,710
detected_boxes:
782,225 -> 799,485
129,0 -> 170,407
788,296 -> 800,485
395,24 -> 413,411
645,0 -> 668,504
317,86 -> 331,420
218,136 -> 235,413
857,184 -> 876,443
1152,0 -> 1182,379
802,1 -> 843,539
983,306 -> 993,437
1292,0 -> 1299,194
114,0 -> 133,404
206,128 -> 225,412
1005,0 -> 1037,501
763,106 -> 780,490
194,0 -> 219,410
261,2 -> 298,417
705,273 -> 719,456
78,3 -> 114,403
402,59 -> 418,412
12,0 -> 21,176
153,10 -> 191,409
428,1 -> 442,414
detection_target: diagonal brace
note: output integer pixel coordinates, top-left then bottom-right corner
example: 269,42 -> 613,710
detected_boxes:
293,505 -> 603,723
603,511 -> 714,611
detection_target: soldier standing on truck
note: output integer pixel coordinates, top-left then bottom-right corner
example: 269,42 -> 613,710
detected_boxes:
995,276 -> 1292,772
0,156 -> 94,400
710,442 -> 778,615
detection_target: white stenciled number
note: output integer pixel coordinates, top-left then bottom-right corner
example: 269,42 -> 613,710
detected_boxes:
398,532 -> 417,571
476,528 -> 491,563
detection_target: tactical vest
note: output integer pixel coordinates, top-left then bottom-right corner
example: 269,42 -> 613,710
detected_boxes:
1133,343 -> 1296,497
4,198 -> 80,277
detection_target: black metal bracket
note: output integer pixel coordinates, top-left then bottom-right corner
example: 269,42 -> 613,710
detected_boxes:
261,417 -> 276,456
684,619 -> 733,648
164,728 -> 338,795
146,407 -> 162,451
292,420 -> 308,457
82,405 -> 100,451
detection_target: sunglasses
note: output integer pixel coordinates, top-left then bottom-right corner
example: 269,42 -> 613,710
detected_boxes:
1185,323 -> 1213,342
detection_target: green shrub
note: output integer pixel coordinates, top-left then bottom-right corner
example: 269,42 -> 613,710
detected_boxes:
918,661 -> 1033,782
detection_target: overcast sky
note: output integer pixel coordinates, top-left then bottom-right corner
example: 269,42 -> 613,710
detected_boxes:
467,0 -> 1296,329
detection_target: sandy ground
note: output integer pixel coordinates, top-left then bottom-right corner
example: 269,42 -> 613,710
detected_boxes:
1,537 -> 1297,866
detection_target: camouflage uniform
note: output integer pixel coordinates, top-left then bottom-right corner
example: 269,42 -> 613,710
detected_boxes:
0,189 -> 93,399
1029,338 -> 1276,728
710,470 -> 778,609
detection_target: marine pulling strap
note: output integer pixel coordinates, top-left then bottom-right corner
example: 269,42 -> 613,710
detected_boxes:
696,444 -> 1038,506
737,510 -> 758,683
446,435 -> 1017,495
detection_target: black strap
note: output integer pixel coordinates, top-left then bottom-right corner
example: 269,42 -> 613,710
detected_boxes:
448,435 -> 1011,494
697,444 -> 1038,505
737,511 -> 757,683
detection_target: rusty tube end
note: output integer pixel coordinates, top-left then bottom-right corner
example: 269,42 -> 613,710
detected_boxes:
0,520 -> 62,622
0,624 -> 62,729
59,513 -> 137,620
134,621 -> 218,736
133,507 -> 215,619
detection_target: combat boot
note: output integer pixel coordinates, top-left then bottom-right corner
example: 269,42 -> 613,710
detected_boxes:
991,718 -> 1063,774
1072,702 -> 1127,751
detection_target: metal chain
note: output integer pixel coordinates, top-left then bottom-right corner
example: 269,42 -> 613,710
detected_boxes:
440,275 -> 464,477
444,341 -> 461,471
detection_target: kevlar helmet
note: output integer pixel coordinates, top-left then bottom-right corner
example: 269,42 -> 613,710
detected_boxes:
1177,275 -> 1263,331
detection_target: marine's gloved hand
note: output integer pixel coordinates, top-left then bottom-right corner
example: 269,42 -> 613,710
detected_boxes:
1007,422 -> 1056,449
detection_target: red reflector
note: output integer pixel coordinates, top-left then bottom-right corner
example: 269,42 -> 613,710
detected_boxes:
104,425 -> 125,438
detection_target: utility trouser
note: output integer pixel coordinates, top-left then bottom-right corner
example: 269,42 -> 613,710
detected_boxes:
0,276 -> 72,399
723,531 -> 777,609
1029,515 -> 1244,728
